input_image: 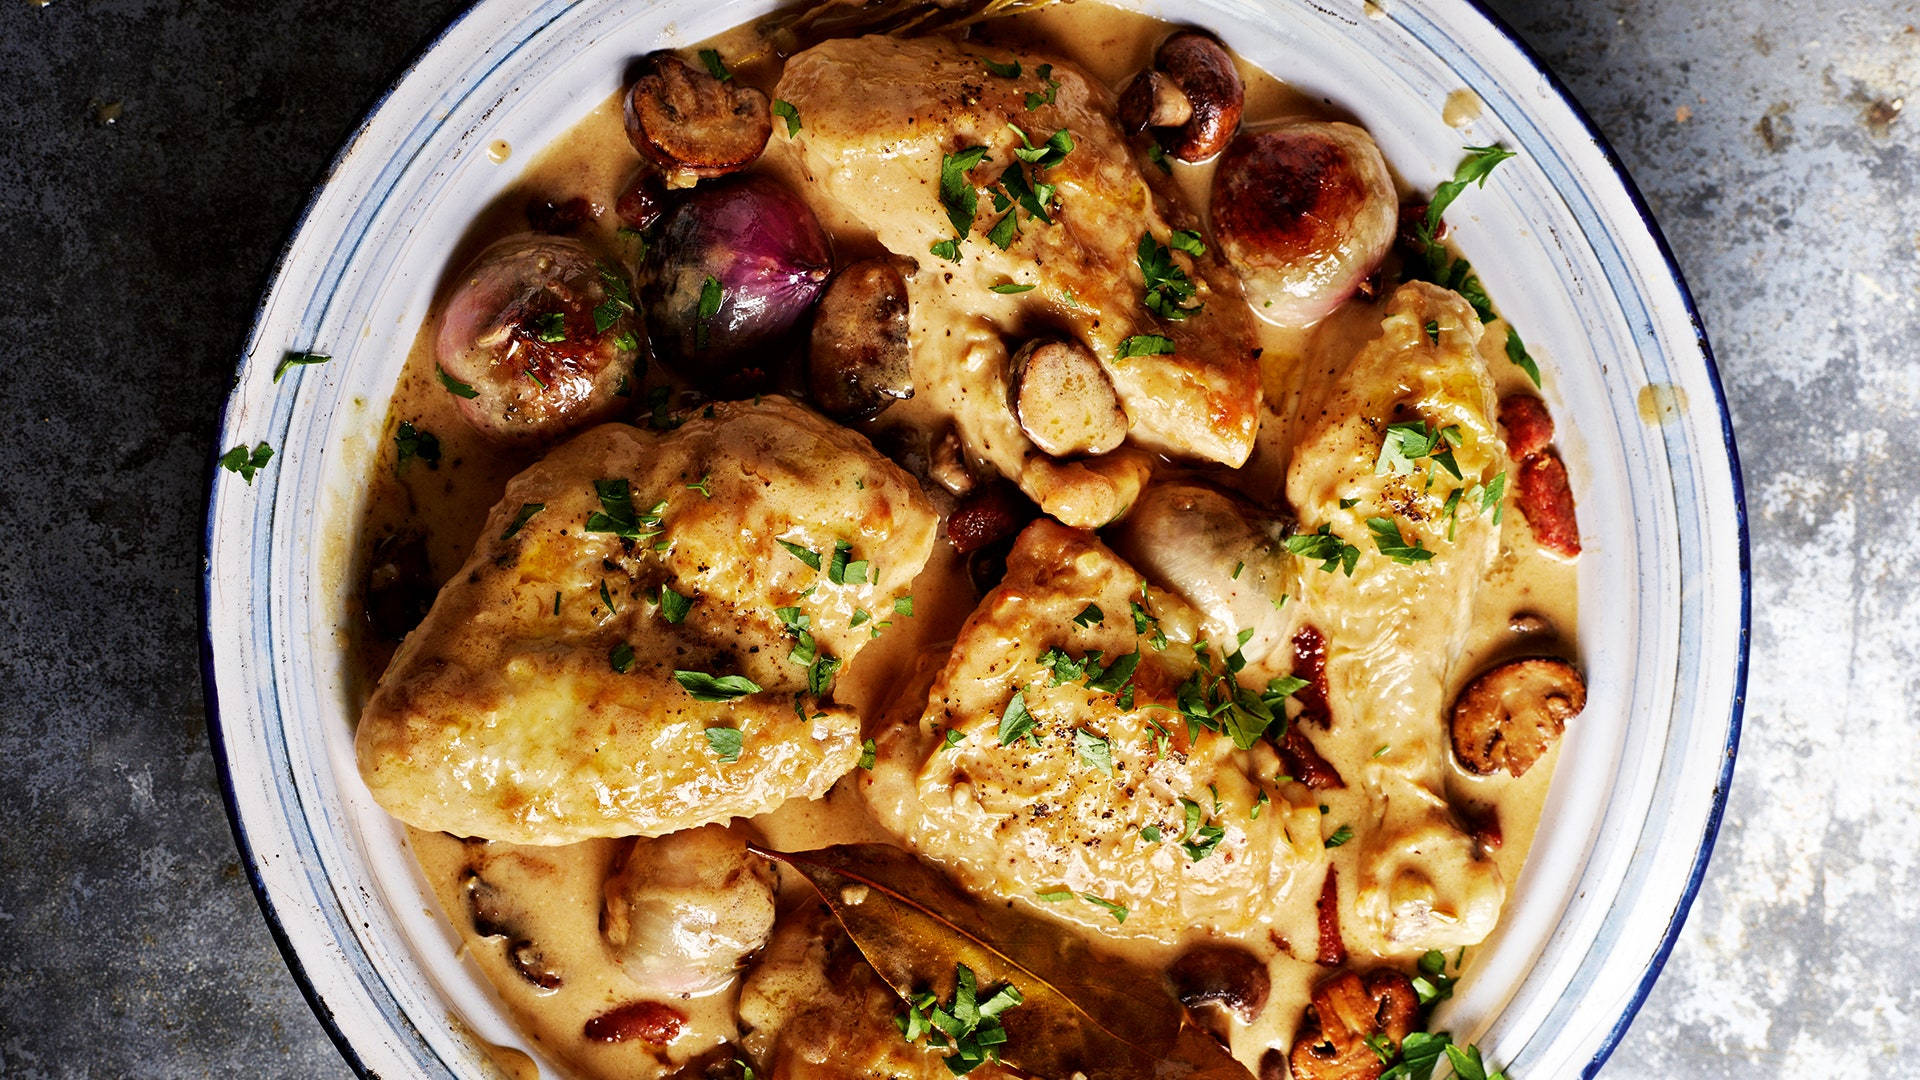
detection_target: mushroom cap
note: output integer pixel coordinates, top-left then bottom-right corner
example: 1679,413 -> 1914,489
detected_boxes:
1449,657 -> 1587,777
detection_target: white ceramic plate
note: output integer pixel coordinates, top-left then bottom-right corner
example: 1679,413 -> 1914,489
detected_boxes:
203,1 -> 1749,1077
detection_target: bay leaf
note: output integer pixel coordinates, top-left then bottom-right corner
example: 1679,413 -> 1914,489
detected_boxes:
753,843 -> 1255,1080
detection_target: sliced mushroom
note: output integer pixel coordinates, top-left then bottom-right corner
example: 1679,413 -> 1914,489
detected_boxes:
1449,657 -> 1587,777
808,256 -> 913,420
1008,337 -> 1129,458
624,52 -> 772,187
507,938 -> 563,991
1118,31 -> 1244,162
1172,944 -> 1271,1025
1287,969 -> 1419,1080
1211,121 -> 1398,327
929,427 -> 977,497
602,825 -> 777,998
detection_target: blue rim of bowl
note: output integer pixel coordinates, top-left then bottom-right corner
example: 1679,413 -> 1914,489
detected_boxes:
199,2 -> 1752,1078
1448,3 -> 1751,1075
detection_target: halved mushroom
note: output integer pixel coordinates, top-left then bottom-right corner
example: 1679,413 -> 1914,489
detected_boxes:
1210,121 -> 1398,327
808,256 -> 913,420
624,52 -> 772,187
1449,657 -> 1587,777
1287,969 -> 1420,1080
602,825 -> 777,998
1008,337 -> 1129,458
1118,31 -> 1244,162
1171,943 -> 1272,1025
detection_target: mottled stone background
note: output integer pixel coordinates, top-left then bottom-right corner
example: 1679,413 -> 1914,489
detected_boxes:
0,0 -> 1912,1075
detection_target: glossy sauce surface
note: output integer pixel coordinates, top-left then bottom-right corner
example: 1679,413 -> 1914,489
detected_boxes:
349,4 -> 1579,1076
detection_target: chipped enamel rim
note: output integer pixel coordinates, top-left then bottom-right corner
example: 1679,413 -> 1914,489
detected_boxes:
202,1 -> 1748,1077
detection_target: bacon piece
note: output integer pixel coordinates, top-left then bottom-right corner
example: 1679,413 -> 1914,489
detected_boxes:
1278,726 -> 1345,789
1315,868 -> 1347,967
1515,450 -> 1581,556
584,1000 -> 687,1045
1497,393 -> 1554,460
946,483 -> 1033,554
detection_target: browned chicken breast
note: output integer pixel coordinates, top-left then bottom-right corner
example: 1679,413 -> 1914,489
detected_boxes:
864,519 -> 1327,941
776,36 -> 1262,527
357,397 -> 938,844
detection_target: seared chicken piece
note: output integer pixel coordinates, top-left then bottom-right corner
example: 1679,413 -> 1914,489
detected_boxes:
864,520 -> 1326,941
738,905 -> 1016,1080
776,36 -> 1261,526
1110,480 -> 1301,670
1284,282 -> 1509,954
357,397 -> 938,844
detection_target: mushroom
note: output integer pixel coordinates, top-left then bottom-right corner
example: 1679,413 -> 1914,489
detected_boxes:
808,256 -> 914,420
1449,657 -> 1587,777
602,825 -> 777,998
1287,969 -> 1420,1080
1210,121 -> 1398,327
1170,943 -> 1272,1024
624,51 -> 772,187
1118,31 -> 1244,162
1008,337 -> 1129,458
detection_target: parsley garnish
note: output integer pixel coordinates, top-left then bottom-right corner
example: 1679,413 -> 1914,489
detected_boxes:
219,441 -> 274,484
1117,334 -> 1176,357
1167,229 -> 1207,257
1146,143 -> 1171,174
1136,232 -> 1202,320
1379,1032 -> 1510,1080
1177,797 -> 1226,861
826,539 -> 867,585
894,596 -> 915,616
436,365 -> 479,399
274,351 -> 329,382
1506,326 -> 1542,387
657,584 -> 692,624
937,145 -> 991,242
695,275 -> 723,350
943,729 -> 967,750
594,262 -> 635,333
608,642 -> 634,673
686,472 -> 714,498
674,671 -> 762,701
500,502 -> 544,540
1324,824 -> 1355,847
1085,650 -> 1139,693
772,98 -> 800,137
982,57 -> 1021,78
1367,516 -> 1435,564
1412,949 -> 1457,1005
704,726 -> 744,762
1376,420 -> 1464,479
990,281 -> 1035,294
530,311 -> 567,342
1074,730 -> 1115,776
1141,825 -> 1162,842
858,738 -> 877,770
583,478 -> 665,542
895,965 -> 1022,1076
1023,63 -> 1059,110
1035,887 -> 1073,902
1081,894 -> 1128,923
393,421 -> 440,472
777,539 -> 821,570
997,690 -> 1036,746
1406,145 -> 1540,386
929,238 -> 962,262
1072,603 -> 1103,628
1285,523 -> 1360,576
599,578 -> 617,615
698,48 -> 731,81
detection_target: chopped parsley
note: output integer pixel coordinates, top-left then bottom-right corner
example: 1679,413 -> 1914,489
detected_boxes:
771,98 -> 801,137
393,420 -> 439,472
594,262 -> 636,333
895,964 -> 1022,1076
982,56 -> 1020,78
436,365 -> 479,399
686,472 -> 714,498
1035,887 -> 1073,903
599,578 -> 617,615
608,642 -> 634,673
674,670 -> 762,701
1379,1031 -> 1509,1080
1072,603 -> 1103,628
1324,824 -> 1355,848
1141,825 -> 1163,842
1177,797 -> 1226,861
1167,229 -> 1207,257
826,539 -> 868,585
1023,63 -> 1059,110
697,48 -> 731,81
929,238 -> 962,262
1406,145 -> 1540,387
1081,894 -> 1128,924
1129,600 -> 1167,649
894,596 -> 915,616
704,725 -> 744,762
583,478 -> 665,542
1136,232 -> 1202,320
219,441 -> 274,484
850,609 -> 871,627
1146,143 -> 1172,174
943,729 -> 967,750
657,584 -> 692,624
500,502 -> 544,540
777,538 -> 822,570
997,690 -> 1036,746
529,311 -> 568,342
273,350 -> 329,382
1074,730 -> 1115,776
1506,327 -> 1542,387
1375,420 -> 1464,480
1285,523 -> 1361,576
858,738 -> 877,770
695,275 -> 723,350
1117,334 -> 1176,357
1367,516 -> 1435,564
989,281 -> 1035,294
937,145 -> 991,241
1412,949 -> 1457,1006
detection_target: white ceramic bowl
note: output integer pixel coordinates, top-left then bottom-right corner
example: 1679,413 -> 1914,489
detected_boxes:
203,1 -> 1749,1076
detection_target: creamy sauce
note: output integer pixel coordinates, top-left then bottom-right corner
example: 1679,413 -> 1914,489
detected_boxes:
348,4 -> 1581,1077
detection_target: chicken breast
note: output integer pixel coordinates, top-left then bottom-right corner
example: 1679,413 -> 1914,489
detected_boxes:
776,36 -> 1262,526
356,397 -> 939,844
1284,282 -> 1510,954
864,519 -> 1327,942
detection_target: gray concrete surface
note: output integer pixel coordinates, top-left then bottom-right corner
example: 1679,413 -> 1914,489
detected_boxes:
0,0 -> 1913,1076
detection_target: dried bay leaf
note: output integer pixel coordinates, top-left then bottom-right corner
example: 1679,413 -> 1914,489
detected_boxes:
753,843 -> 1255,1080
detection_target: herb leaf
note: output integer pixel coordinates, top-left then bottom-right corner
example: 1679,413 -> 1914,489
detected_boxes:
1080,894 -> 1128,924
938,145 -> 991,239
274,351 -> 329,382
1072,603 -> 1103,628
1074,730 -> 1115,776
393,420 -> 440,473
219,441 -> 274,484
1117,334 -> 1176,357
1423,145 -> 1516,237
704,725 -> 744,762
997,690 -> 1036,746
436,365 -> 479,399
858,738 -> 877,770
1324,824 -> 1355,848
674,670 -> 762,701
772,98 -> 801,137
778,538 -> 821,570
500,502 -> 544,540
1285,523 -> 1361,576
1023,63 -> 1059,110
657,584 -> 693,624
698,48 -> 731,81
1136,232 -> 1202,321
608,641 -> 634,673
982,57 -> 1021,78
1366,516 -> 1435,564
